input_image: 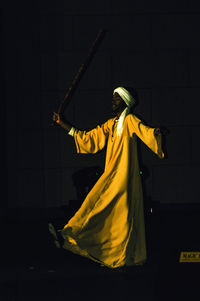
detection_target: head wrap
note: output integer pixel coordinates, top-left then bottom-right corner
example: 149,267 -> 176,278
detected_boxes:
113,87 -> 136,136
113,87 -> 136,108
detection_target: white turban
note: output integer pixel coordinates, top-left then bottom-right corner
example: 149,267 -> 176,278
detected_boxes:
113,87 -> 136,107
113,87 -> 136,136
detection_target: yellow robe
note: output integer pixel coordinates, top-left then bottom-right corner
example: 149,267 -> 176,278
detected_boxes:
61,114 -> 164,268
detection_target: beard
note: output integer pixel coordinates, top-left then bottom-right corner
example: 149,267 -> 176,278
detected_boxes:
112,102 -> 127,114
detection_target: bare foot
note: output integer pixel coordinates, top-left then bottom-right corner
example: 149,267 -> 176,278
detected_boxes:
54,240 -> 61,249
48,223 -> 58,240
48,223 -> 61,248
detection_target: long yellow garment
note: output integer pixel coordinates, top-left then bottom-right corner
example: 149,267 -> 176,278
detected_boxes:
61,114 -> 164,268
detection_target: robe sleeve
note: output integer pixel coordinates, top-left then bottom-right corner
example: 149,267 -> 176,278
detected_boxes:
73,120 -> 110,154
127,114 -> 164,159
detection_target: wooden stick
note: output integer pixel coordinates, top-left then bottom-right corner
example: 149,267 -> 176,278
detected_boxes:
57,29 -> 106,115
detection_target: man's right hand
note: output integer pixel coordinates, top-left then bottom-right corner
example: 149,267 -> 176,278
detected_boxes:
52,112 -> 73,133
52,112 -> 62,124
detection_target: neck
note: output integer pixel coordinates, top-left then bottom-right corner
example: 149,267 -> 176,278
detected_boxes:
115,107 -> 126,119
116,112 -> 121,119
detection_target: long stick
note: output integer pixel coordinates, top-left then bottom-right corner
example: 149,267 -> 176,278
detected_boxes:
57,29 -> 106,114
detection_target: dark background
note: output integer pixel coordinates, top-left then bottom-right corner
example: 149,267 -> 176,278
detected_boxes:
1,1 -> 200,209
1,1 -> 200,300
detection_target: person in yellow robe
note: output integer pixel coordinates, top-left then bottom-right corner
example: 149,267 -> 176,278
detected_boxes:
50,87 -> 164,269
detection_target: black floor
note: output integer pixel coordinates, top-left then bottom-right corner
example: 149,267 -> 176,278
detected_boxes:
1,204 -> 200,301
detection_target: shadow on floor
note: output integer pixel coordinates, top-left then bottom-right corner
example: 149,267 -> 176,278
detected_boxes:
1,205 -> 200,300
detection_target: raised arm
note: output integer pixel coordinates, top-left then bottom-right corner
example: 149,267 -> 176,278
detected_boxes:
52,112 -> 73,133
52,112 -> 110,154
74,121 -> 110,154
127,114 -> 164,159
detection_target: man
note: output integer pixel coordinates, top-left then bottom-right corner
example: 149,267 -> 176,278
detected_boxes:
50,86 -> 164,269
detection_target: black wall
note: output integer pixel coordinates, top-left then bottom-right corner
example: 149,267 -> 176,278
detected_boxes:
2,0 -> 200,208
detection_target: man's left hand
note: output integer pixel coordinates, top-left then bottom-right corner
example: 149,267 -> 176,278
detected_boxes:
154,128 -> 161,136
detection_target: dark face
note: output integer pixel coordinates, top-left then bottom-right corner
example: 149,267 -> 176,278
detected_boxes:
112,92 -> 127,114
